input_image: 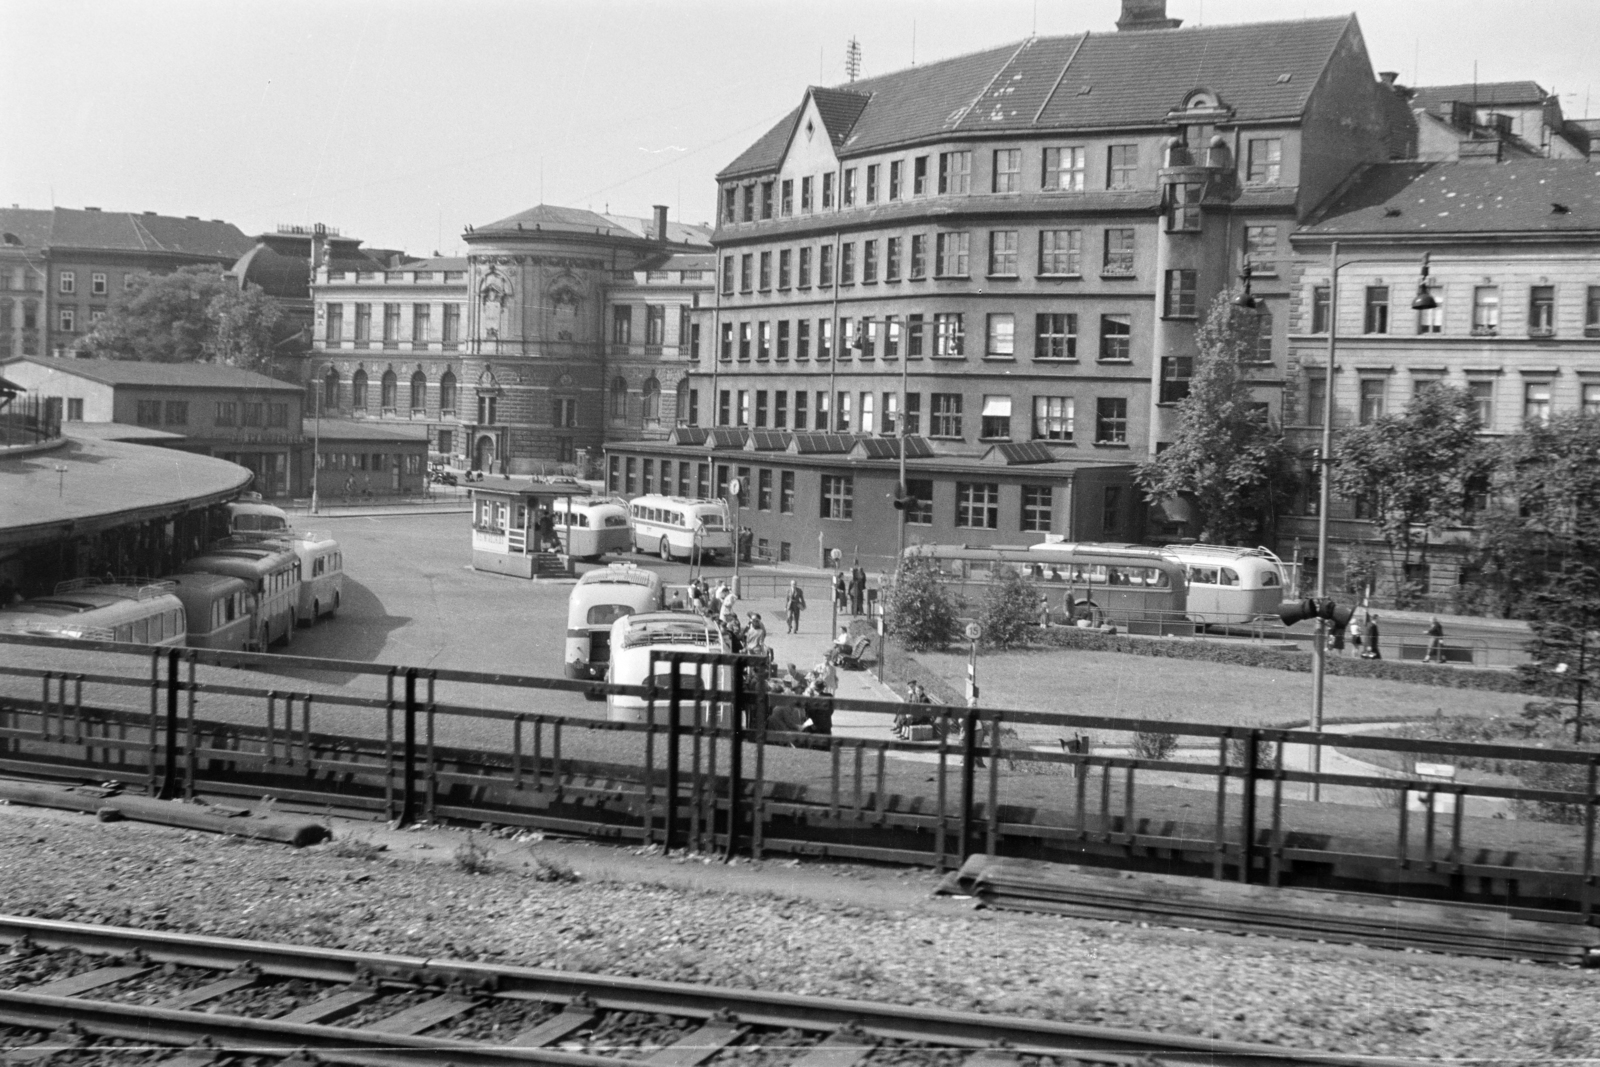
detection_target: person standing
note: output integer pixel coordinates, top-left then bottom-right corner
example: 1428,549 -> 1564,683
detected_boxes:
848,563 -> 866,616
833,570 -> 848,612
1364,614 -> 1382,660
1425,616 -> 1445,663
784,580 -> 807,634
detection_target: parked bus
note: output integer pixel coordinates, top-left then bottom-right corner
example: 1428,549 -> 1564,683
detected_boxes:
0,578 -> 187,647
267,530 -> 344,625
627,496 -> 732,563
226,496 -> 291,537
566,563 -> 666,686
904,543 -> 1189,627
162,572 -> 254,650
1158,543 -> 1286,626
179,538 -> 301,649
551,497 -> 632,561
606,611 -> 729,723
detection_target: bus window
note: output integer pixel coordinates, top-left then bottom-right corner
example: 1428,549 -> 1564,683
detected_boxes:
1191,567 -> 1218,585
1220,567 -> 1239,587
1151,569 -> 1171,589
116,625 -> 132,642
606,515 -> 627,528
588,604 -> 637,627
1260,569 -> 1280,587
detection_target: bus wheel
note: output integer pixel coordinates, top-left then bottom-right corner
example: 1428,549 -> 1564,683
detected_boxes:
659,537 -> 673,562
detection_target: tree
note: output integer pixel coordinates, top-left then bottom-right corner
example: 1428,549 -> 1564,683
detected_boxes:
979,566 -> 1041,650
1134,294 -> 1297,545
883,555 -> 959,652
1328,384 -> 1485,605
80,265 -> 296,373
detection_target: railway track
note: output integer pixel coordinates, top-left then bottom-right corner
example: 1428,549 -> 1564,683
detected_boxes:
0,916 -> 1423,1067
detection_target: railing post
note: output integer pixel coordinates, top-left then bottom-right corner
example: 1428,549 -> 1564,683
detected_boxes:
665,654 -> 681,854
147,650 -> 160,796
960,706 -> 978,862
159,649 -> 180,800
1584,758 -> 1597,922
1240,728 -> 1259,885
184,651 -> 197,799
398,667 -> 418,827
726,654 -> 744,861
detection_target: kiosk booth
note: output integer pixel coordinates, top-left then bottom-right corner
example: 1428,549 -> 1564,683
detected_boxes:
469,480 -> 592,579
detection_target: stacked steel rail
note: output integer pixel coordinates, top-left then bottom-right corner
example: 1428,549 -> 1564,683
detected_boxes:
0,915 -> 1428,1066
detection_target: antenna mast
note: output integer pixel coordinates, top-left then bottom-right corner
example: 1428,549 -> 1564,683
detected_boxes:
845,37 -> 862,82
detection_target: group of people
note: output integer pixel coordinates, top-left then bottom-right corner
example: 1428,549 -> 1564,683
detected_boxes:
832,563 -> 869,616
1338,613 -> 1448,663
683,577 -> 769,656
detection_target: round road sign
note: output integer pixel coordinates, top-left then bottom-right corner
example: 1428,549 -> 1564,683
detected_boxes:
966,622 -> 982,641
728,478 -> 742,496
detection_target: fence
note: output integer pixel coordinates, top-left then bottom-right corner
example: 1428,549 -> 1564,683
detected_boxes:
0,395 -> 62,447
0,632 -> 1594,919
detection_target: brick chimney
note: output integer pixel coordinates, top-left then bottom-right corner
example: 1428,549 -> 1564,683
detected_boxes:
1117,0 -> 1182,31
653,204 -> 669,244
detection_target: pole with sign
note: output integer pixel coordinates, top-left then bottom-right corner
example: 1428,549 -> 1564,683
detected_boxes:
727,477 -> 742,597
965,621 -> 981,708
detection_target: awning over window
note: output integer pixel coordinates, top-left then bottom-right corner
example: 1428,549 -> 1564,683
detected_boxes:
981,396 -> 1012,417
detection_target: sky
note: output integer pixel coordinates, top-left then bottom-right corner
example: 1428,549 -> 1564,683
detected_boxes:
2,0 -> 1596,257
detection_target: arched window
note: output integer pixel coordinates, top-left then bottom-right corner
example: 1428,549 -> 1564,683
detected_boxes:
322,367 -> 340,411
410,370 -> 427,414
352,368 -> 368,410
439,371 -> 457,414
381,369 -> 398,411
611,376 -> 627,419
641,377 -> 660,423
675,379 -> 691,426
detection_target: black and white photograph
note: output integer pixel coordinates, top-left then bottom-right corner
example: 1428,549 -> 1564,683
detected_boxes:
2,0 -> 1599,1060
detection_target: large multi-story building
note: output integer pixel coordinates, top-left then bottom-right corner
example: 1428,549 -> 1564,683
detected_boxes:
0,206 -> 254,360
615,0 -> 1396,561
1281,158 -> 1600,602
308,204 -> 712,473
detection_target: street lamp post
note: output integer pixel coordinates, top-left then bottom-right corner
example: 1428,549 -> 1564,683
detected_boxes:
1305,242 -> 1436,799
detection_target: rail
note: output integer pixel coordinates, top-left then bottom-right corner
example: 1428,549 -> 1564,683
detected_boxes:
0,632 -> 1594,932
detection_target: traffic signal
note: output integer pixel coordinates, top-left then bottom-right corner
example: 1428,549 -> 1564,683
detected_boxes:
1277,598 -> 1354,628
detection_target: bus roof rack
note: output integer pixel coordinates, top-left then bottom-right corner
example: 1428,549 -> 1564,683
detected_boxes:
52,577 -> 176,600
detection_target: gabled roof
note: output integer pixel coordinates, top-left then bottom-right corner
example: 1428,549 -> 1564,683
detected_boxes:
1299,161 -> 1600,237
982,441 -> 1062,465
1410,81 -> 1548,111
745,430 -> 790,451
788,432 -> 856,454
669,426 -> 710,446
812,87 -> 874,147
0,207 -> 252,260
5,356 -> 301,391
849,436 -> 934,461
720,16 -> 1357,179
707,428 -> 748,449
0,208 -> 53,249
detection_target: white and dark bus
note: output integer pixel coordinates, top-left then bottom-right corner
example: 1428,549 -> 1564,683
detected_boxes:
627,496 -> 732,563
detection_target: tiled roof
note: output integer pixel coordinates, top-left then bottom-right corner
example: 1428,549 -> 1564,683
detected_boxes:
849,436 -> 934,461
669,427 -> 710,446
311,419 -> 430,442
0,208 -> 54,249
745,430 -> 789,451
600,213 -> 714,248
707,428 -> 749,449
44,208 -> 251,259
472,205 -> 712,248
1409,81 -> 1548,111
789,432 -> 856,454
812,88 -> 873,147
1299,161 -> 1600,237
6,356 -> 302,391
982,441 -> 1061,465
720,16 -> 1355,178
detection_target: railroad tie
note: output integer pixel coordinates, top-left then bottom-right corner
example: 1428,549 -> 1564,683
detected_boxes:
26,964 -> 153,998
787,1027 -> 878,1067
505,1003 -> 599,1047
359,992 -> 479,1035
643,1014 -> 745,1067
274,985 -> 381,1024
154,971 -> 261,1012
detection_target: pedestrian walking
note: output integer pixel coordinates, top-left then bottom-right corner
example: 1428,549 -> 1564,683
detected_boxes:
1425,616 -> 1445,663
784,580 -> 807,634
1363,614 -> 1382,660
848,563 -> 866,616
1348,616 -> 1362,657
832,570 -> 848,612
745,612 -> 767,655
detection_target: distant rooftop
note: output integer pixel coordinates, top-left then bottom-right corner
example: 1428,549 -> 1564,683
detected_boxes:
0,206 -> 253,260
5,356 -> 302,392
1301,160 -> 1600,237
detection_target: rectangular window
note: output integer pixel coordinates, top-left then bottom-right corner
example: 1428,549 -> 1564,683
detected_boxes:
1251,309 -> 1274,362
780,470 -> 795,513
882,392 -> 899,435
885,237 -> 901,281
904,393 -> 921,435
931,393 -> 963,438
862,240 -> 877,283
354,303 -> 372,341
821,474 -> 853,519
646,304 -> 665,346
1107,144 -> 1138,189
1359,378 -> 1386,424
1364,286 -> 1390,334
1243,225 -> 1277,272
1043,146 -> 1085,191
759,251 -> 772,290
907,314 -> 924,358
740,254 -> 753,292
1035,313 -> 1077,360
737,465 -> 752,507
738,389 -> 751,427
719,321 -> 734,361
325,303 -> 343,342
933,313 -> 965,357
721,256 -> 735,295
1095,397 -> 1128,444
778,249 -> 791,289
1033,396 -> 1073,441
383,303 -> 401,342
1525,382 -> 1553,425
555,397 -> 577,428
642,459 -> 654,496
1306,285 -> 1329,334
1021,486 -> 1053,532
215,401 -> 236,427
1164,269 -> 1198,317
164,401 -> 188,426
860,316 -> 877,358
815,390 -> 829,429
913,155 -> 928,195
1468,379 -> 1494,426
796,319 -> 811,360
136,399 -> 161,425
58,307 -> 74,332
794,390 -> 808,430
986,313 -> 1014,358
774,390 -> 788,428
889,160 -> 902,199
865,164 -> 879,203
1583,383 -> 1600,417
1529,286 -> 1555,335
1166,182 -> 1201,231
801,176 -> 813,212
411,303 -> 431,342
242,402 -> 263,427
955,482 -> 999,529
992,149 -> 1021,192
757,320 -> 772,360
739,321 -> 752,361
835,391 -> 852,432
776,319 -> 790,361
793,246 -> 812,289
1103,228 -> 1135,274
761,181 -> 774,219
938,150 -> 972,194
58,271 -> 74,294
1246,138 -> 1282,185
980,395 -> 1012,439
1472,286 -> 1500,336
988,230 -> 1018,275
842,168 -> 857,206
1039,229 -> 1081,275
905,478 -> 933,524
822,171 -> 834,208
1099,314 -> 1131,361
817,317 -> 832,361
90,272 -> 107,295
1416,289 -> 1443,334
910,234 -> 927,279
884,316 -> 900,358
936,232 -> 969,276
625,458 -> 637,495
1160,356 -> 1193,404
722,186 -> 737,223
1305,374 -> 1326,427
758,467 -> 773,510
718,390 -> 731,426
1587,286 -> 1600,337
780,179 -> 793,216
819,245 -> 833,287
859,391 -> 875,433
1103,486 -> 1123,535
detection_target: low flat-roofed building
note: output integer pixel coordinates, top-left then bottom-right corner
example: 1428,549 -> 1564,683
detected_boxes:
308,417 -> 429,499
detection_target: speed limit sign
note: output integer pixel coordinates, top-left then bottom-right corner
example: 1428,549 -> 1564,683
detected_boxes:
966,622 -> 982,642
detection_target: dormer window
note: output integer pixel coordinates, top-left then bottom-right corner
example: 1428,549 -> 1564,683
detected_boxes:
1185,90 -> 1217,110
1246,138 -> 1282,185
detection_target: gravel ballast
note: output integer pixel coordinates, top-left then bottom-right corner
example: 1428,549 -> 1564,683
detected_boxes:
1,803 -> 1596,1061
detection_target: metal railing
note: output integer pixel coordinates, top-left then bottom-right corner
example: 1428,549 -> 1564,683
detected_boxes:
0,632 -> 1594,919
0,395 -> 62,447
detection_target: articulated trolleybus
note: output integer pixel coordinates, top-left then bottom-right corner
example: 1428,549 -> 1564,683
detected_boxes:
551,497 -> 632,561
606,611 -> 729,723
566,562 -> 666,684
179,538 -> 301,649
266,530 -> 343,625
627,496 -> 733,563
0,578 -> 187,647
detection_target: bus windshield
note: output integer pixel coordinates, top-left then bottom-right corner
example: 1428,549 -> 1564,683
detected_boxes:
588,603 -> 636,627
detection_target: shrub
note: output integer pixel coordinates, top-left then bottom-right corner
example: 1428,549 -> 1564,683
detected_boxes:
980,566 -> 1042,650
1225,735 -> 1279,769
1131,724 -> 1179,760
453,832 -> 495,874
884,556 -> 959,652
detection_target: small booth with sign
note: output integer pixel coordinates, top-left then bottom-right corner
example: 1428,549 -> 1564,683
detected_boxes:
469,480 -> 592,579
